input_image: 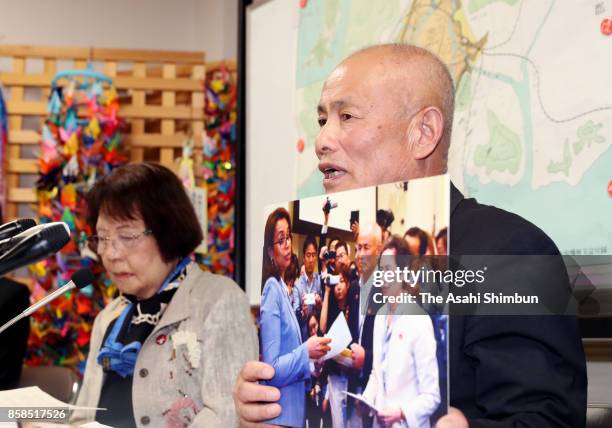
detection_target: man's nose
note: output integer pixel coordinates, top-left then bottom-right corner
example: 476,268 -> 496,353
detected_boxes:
315,120 -> 340,159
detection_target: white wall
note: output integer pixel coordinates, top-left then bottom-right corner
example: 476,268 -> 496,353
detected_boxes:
245,0 -> 299,305
0,0 -> 237,60
194,0 -> 239,61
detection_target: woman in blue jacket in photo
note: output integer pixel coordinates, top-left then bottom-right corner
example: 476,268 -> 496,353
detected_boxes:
259,207 -> 331,427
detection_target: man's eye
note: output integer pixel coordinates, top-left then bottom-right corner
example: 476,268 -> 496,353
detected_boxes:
318,117 -> 327,127
340,113 -> 353,121
118,235 -> 136,241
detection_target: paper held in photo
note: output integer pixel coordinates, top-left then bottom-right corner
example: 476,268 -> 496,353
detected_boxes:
322,313 -> 352,361
343,391 -> 381,413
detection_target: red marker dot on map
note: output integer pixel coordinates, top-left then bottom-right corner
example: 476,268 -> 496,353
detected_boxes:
601,17 -> 612,36
297,138 -> 305,153
299,0 -> 308,9
608,180 -> 612,197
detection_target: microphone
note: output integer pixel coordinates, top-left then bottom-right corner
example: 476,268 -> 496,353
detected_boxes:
0,268 -> 94,335
0,223 -> 53,255
0,222 -> 71,276
0,218 -> 36,241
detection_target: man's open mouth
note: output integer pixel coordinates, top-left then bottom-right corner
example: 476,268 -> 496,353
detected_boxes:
319,164 -> 346,180
324,169 -> 345,179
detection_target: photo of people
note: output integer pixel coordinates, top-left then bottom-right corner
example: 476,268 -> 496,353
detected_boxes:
259,174 -> 449,428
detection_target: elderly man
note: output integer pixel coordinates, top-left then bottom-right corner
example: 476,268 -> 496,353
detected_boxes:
346,223 -> 383,428
235,44 -> 586,427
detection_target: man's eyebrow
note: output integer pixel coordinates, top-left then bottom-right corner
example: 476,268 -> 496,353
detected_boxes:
317,99 -> 352,115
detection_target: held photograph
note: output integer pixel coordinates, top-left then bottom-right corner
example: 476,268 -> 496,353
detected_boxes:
258,175 -> 450,428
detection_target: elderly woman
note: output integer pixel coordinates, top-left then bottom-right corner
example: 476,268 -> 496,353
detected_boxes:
259,207 -> 330,427
362,236 -> 440,428
72,163 -> 257,427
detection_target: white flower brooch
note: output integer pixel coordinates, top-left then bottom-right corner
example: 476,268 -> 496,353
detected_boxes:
171,330 -> 201,370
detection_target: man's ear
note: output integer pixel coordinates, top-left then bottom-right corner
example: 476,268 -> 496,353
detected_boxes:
408,107 -> 444,160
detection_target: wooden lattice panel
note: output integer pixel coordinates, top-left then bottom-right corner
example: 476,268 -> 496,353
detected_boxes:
0,45 -> 206,220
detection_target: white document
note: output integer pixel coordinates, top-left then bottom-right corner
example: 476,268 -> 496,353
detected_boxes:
323,313 -> 352,360
80,422 -> 115,427
0,386 -> 103,411
304,293 -> 316,305
343,391 -> 381,413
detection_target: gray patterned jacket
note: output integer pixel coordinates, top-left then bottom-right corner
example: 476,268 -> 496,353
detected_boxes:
71,262 -> 258,427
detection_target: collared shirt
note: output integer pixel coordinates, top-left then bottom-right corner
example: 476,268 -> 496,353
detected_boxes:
295,271 -> 322,315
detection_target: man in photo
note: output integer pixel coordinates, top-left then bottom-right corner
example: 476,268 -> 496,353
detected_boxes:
295,236 -> 323,341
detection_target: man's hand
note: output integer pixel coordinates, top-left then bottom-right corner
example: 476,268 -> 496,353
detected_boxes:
354,400 -> 364,417
350,343 -> 365,369
315,293 -> 322,310
436,407 -> 469,428
233,361 -> 282,427
376,408 -> 403,428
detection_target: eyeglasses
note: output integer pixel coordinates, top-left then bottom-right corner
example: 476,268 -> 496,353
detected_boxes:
273,234 -> 292,248
88,229 -> 153,253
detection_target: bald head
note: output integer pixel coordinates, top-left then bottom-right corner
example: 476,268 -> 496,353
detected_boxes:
359,223 -> 383,246
356,223 -> 383,278
316,44 -> 455,192
344,44 -> 455,148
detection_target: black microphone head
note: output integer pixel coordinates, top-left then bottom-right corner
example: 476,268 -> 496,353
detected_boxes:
0,218 -> 37,240
12,218 -> 36,230
0,222 -> 71,276
38,223 -> 71,249
19,218 -> 37,228
72,268 -> 95,289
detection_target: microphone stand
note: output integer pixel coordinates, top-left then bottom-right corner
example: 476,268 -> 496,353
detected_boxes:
0,282 -> 77,335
